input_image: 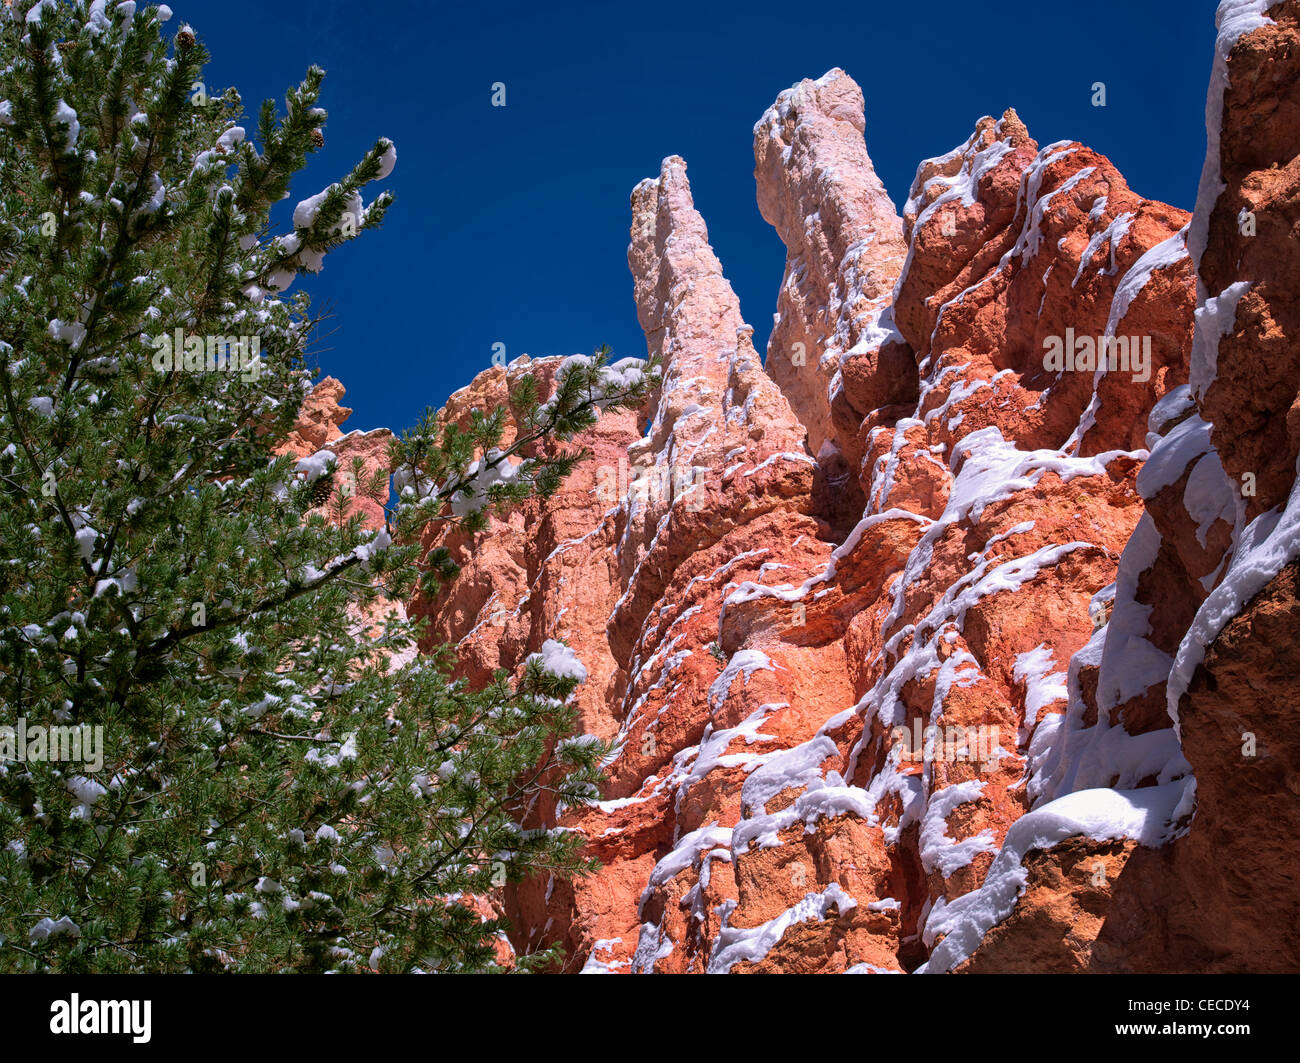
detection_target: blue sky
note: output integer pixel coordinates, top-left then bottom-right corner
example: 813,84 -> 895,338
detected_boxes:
181,0 -> 1221,436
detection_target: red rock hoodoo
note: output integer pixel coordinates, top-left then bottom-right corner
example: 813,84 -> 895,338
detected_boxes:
301,1 -> 1300,972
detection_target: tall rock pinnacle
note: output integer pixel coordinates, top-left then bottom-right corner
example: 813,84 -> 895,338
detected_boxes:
754,69 -> 908,460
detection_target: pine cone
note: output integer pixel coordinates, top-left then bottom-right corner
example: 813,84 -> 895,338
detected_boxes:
310,472 -> 335,507
177,27 -> 196,49
311,128 -> 325,149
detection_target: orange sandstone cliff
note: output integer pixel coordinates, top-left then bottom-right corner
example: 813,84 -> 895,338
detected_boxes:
295,1 -> 1300,973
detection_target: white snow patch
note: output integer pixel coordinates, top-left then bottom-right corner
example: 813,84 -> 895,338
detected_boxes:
919,779 -> 1195,972
708,884 -> 857,973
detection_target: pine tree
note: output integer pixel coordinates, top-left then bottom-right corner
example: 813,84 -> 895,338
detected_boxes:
0,0 -> 655,972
